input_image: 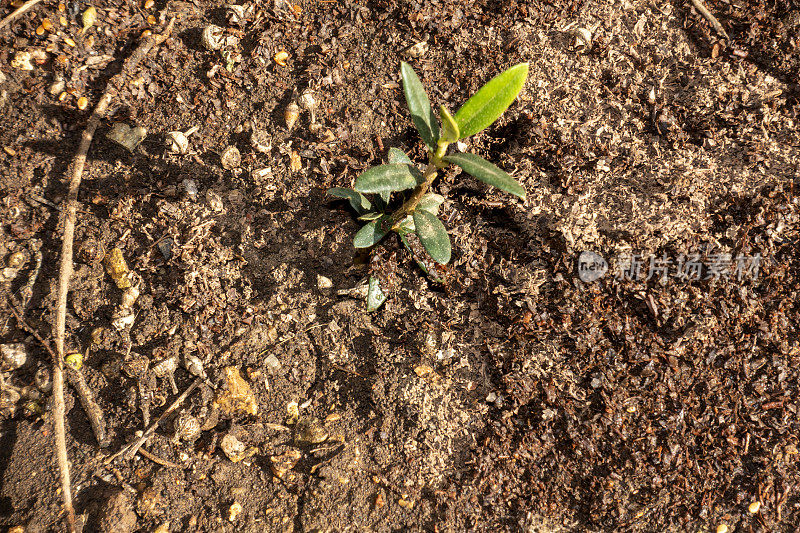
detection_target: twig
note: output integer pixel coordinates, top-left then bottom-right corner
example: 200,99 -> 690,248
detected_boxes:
0,0 -> 44,31
52,19 -> 175,533
104,377 -> 201,464
65,366 -> 109,447
20,240 -> 43,309
139,447 -> 183,469
691,0 -> 730,41
4,293 -> 110,448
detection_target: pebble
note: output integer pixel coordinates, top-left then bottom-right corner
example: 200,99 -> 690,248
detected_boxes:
294,417 -> 328,446
215,367 -> 258,416
206,190 -> 224,212
182,178 -> 198,200
1,343 -> 27,369
220,145 -> 241,169
228,501 -> 243,521
107,123 -> 147,151
264,354 -> 282,373
220,433 -> 248,462
748,501 -> 761,514
317,274 -> 333,291
201,25 -> 224,50
11,51 -> 34,71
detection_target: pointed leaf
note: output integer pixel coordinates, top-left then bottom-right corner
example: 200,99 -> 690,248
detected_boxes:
366,275 -> 387,312
417,193 -> 445,215
354,164 -> 419,194
353,215 -> 391,248
387,147 -> 414,165
453,63 -> 529,138
401,62 -> 440,150
439,105 -> 460,143
328,187 -> 372,215
444,153 -> 526,199
399,231 -> 448,284
413,209 -> 451,264
357,211 -> 383,221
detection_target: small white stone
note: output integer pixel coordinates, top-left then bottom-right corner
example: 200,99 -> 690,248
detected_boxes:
201,25 -> 224,51
220,145 -> 241,170
317,274 -> 333,290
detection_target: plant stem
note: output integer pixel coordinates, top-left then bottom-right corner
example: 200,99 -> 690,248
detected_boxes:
390,141 -> 449,227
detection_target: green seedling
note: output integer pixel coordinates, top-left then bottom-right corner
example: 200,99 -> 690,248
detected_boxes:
329,61 -> 529,311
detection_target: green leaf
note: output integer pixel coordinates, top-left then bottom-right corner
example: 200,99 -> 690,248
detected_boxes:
387,147 -> 413,165
444,152 -> 526,199
396,215 -> 414,235
417,193 -> 445,215
439,105 -> 460,143
328,187 -> 372,215
366,275 -> 387,312
357,211 -> 383,221
399,231 -> 448,284
413,209 -> 451,264
453,63 -> 529,139
353,215 -> 391,248
354,164 -> 419,194
401,62 -> 440,151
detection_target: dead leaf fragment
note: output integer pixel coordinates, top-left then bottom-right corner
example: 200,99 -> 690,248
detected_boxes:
215,366 -> 258,416
104,248 -> 132,289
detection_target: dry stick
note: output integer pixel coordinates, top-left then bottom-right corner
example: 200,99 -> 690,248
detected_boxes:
52,19 -> 175,533
0,0 -> 44,31
139,447 -> 183,469
5,293 -> 109,446
690,0 -> 730,41
104,377 -> 201,464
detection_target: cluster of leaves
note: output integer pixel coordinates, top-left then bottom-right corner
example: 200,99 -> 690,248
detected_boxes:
329,61 -> 528,310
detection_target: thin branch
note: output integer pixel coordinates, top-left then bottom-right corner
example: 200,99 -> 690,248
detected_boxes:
691,0 -> 730,41
0,0 -> 44,31
52,18 -> 175,533
104,377 -> 201,464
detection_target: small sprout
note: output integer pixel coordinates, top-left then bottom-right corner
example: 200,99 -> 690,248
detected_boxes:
111,308 -> 135,331
298,88 -> 317,122
81,6 -> 97,34
284,101 -> 300,130
166,126 -> 197,154
327,61 -> 528,311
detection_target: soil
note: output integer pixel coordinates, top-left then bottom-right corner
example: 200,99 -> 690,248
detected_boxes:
1,0 -> 799,531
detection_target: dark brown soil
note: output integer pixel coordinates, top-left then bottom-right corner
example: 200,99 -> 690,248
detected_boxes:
1,0 -> 799,531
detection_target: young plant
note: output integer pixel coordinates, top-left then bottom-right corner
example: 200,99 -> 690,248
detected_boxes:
329,61 -> 529,310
